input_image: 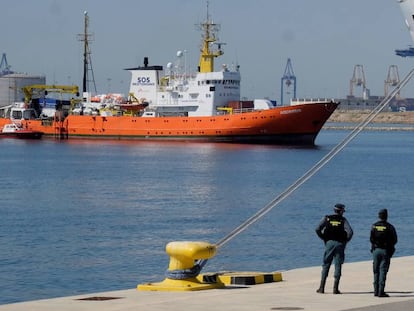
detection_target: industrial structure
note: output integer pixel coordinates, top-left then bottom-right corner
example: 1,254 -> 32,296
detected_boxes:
0,53 -> 13,76
384,65 -> 400,98
0,53 -> 45,108
277,60 -> 412,111
278,0 -> 414,110
349,64 -> 369,99
338,64 -> 414,111
280,58 -> 296,105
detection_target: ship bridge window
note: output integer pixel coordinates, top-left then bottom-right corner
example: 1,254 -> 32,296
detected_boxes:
12,110 -> 22,119
12,109 -> 37,120
25,110 -> 37,119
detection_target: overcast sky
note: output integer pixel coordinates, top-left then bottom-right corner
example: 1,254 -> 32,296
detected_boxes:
2,0 -> 414,102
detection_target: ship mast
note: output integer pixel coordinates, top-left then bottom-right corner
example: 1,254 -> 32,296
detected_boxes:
78,11 -> 97,94
198,1 -> 224,73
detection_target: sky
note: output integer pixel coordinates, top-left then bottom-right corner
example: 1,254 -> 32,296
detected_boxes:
2,0 -> 414,102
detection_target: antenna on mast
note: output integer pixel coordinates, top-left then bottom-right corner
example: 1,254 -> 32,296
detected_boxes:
206,0 -> 210,22
197,0 -> 223,73
77,11 -> 97,94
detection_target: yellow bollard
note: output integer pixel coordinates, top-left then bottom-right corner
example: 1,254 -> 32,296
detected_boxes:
137,241 -> 224,291
166,241 -> 215,271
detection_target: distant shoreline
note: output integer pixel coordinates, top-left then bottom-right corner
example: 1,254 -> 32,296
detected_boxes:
324,110 -> 414,130
327,110 -> 414,124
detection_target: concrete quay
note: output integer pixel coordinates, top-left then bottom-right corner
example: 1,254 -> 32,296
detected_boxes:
1,256 -> 413,311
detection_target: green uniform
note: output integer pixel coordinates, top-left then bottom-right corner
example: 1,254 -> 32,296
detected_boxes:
370,217 -> 398,297
315,206 -> 353,294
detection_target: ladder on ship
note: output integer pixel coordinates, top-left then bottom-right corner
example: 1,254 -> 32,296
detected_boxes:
53,112 -> 68,140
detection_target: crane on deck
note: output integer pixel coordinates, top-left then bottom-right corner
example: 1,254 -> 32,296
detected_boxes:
22,84 -> 80,104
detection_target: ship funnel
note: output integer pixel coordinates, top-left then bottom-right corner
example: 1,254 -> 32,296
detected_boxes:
143,57 -> 148,67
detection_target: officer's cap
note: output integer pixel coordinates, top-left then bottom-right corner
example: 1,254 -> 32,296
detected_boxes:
334,203 -> 345,212
378,209 -> 388,220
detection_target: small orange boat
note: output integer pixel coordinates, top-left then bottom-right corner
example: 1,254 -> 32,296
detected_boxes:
0,10 -> 338,145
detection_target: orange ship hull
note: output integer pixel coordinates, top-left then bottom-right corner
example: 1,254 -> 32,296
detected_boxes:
0,102 -> 337,145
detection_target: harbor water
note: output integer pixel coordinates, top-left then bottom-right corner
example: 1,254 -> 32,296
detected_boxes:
1,129 -> 414,304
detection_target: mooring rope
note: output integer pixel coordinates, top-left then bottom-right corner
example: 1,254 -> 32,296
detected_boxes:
196,68 -> 414,270
165,264 -> 202,280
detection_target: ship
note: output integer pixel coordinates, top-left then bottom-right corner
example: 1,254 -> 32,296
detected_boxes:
0,10 -> 338,145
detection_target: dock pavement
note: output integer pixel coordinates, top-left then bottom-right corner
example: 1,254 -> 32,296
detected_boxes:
1,256 -> 413,311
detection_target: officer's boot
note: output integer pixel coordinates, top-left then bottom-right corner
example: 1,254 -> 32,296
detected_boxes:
378,285 -> 389,298
333,278 -> 341,294
316,277 -> 326,294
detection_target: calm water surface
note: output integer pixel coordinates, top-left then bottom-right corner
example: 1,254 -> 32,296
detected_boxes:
1,129 -> 414,304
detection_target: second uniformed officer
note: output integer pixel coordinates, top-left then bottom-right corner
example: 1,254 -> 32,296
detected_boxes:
315,203 -> 353,294
370,208 -> 398,297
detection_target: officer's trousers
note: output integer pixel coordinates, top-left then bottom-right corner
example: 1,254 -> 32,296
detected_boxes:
372,248 -> 390,294
321,240 -> 345,280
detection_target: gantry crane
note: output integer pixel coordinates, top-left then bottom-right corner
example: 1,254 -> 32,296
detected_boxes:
349,64 -> 369,99
280,58 -> 296,105
384,65 -> 400,98
0,53 -> 13,76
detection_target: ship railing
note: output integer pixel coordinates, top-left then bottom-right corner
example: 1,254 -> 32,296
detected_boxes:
233,108 -> 255,114
217,107 -> 256,115
291,98 -> 336,105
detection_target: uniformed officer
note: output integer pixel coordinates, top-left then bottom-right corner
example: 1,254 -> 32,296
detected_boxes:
370,208 -> 398,297
315,203 -> 353,294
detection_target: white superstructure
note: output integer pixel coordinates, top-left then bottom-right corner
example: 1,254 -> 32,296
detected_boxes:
128,56 -> 242,117
125,13 -> 276,118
